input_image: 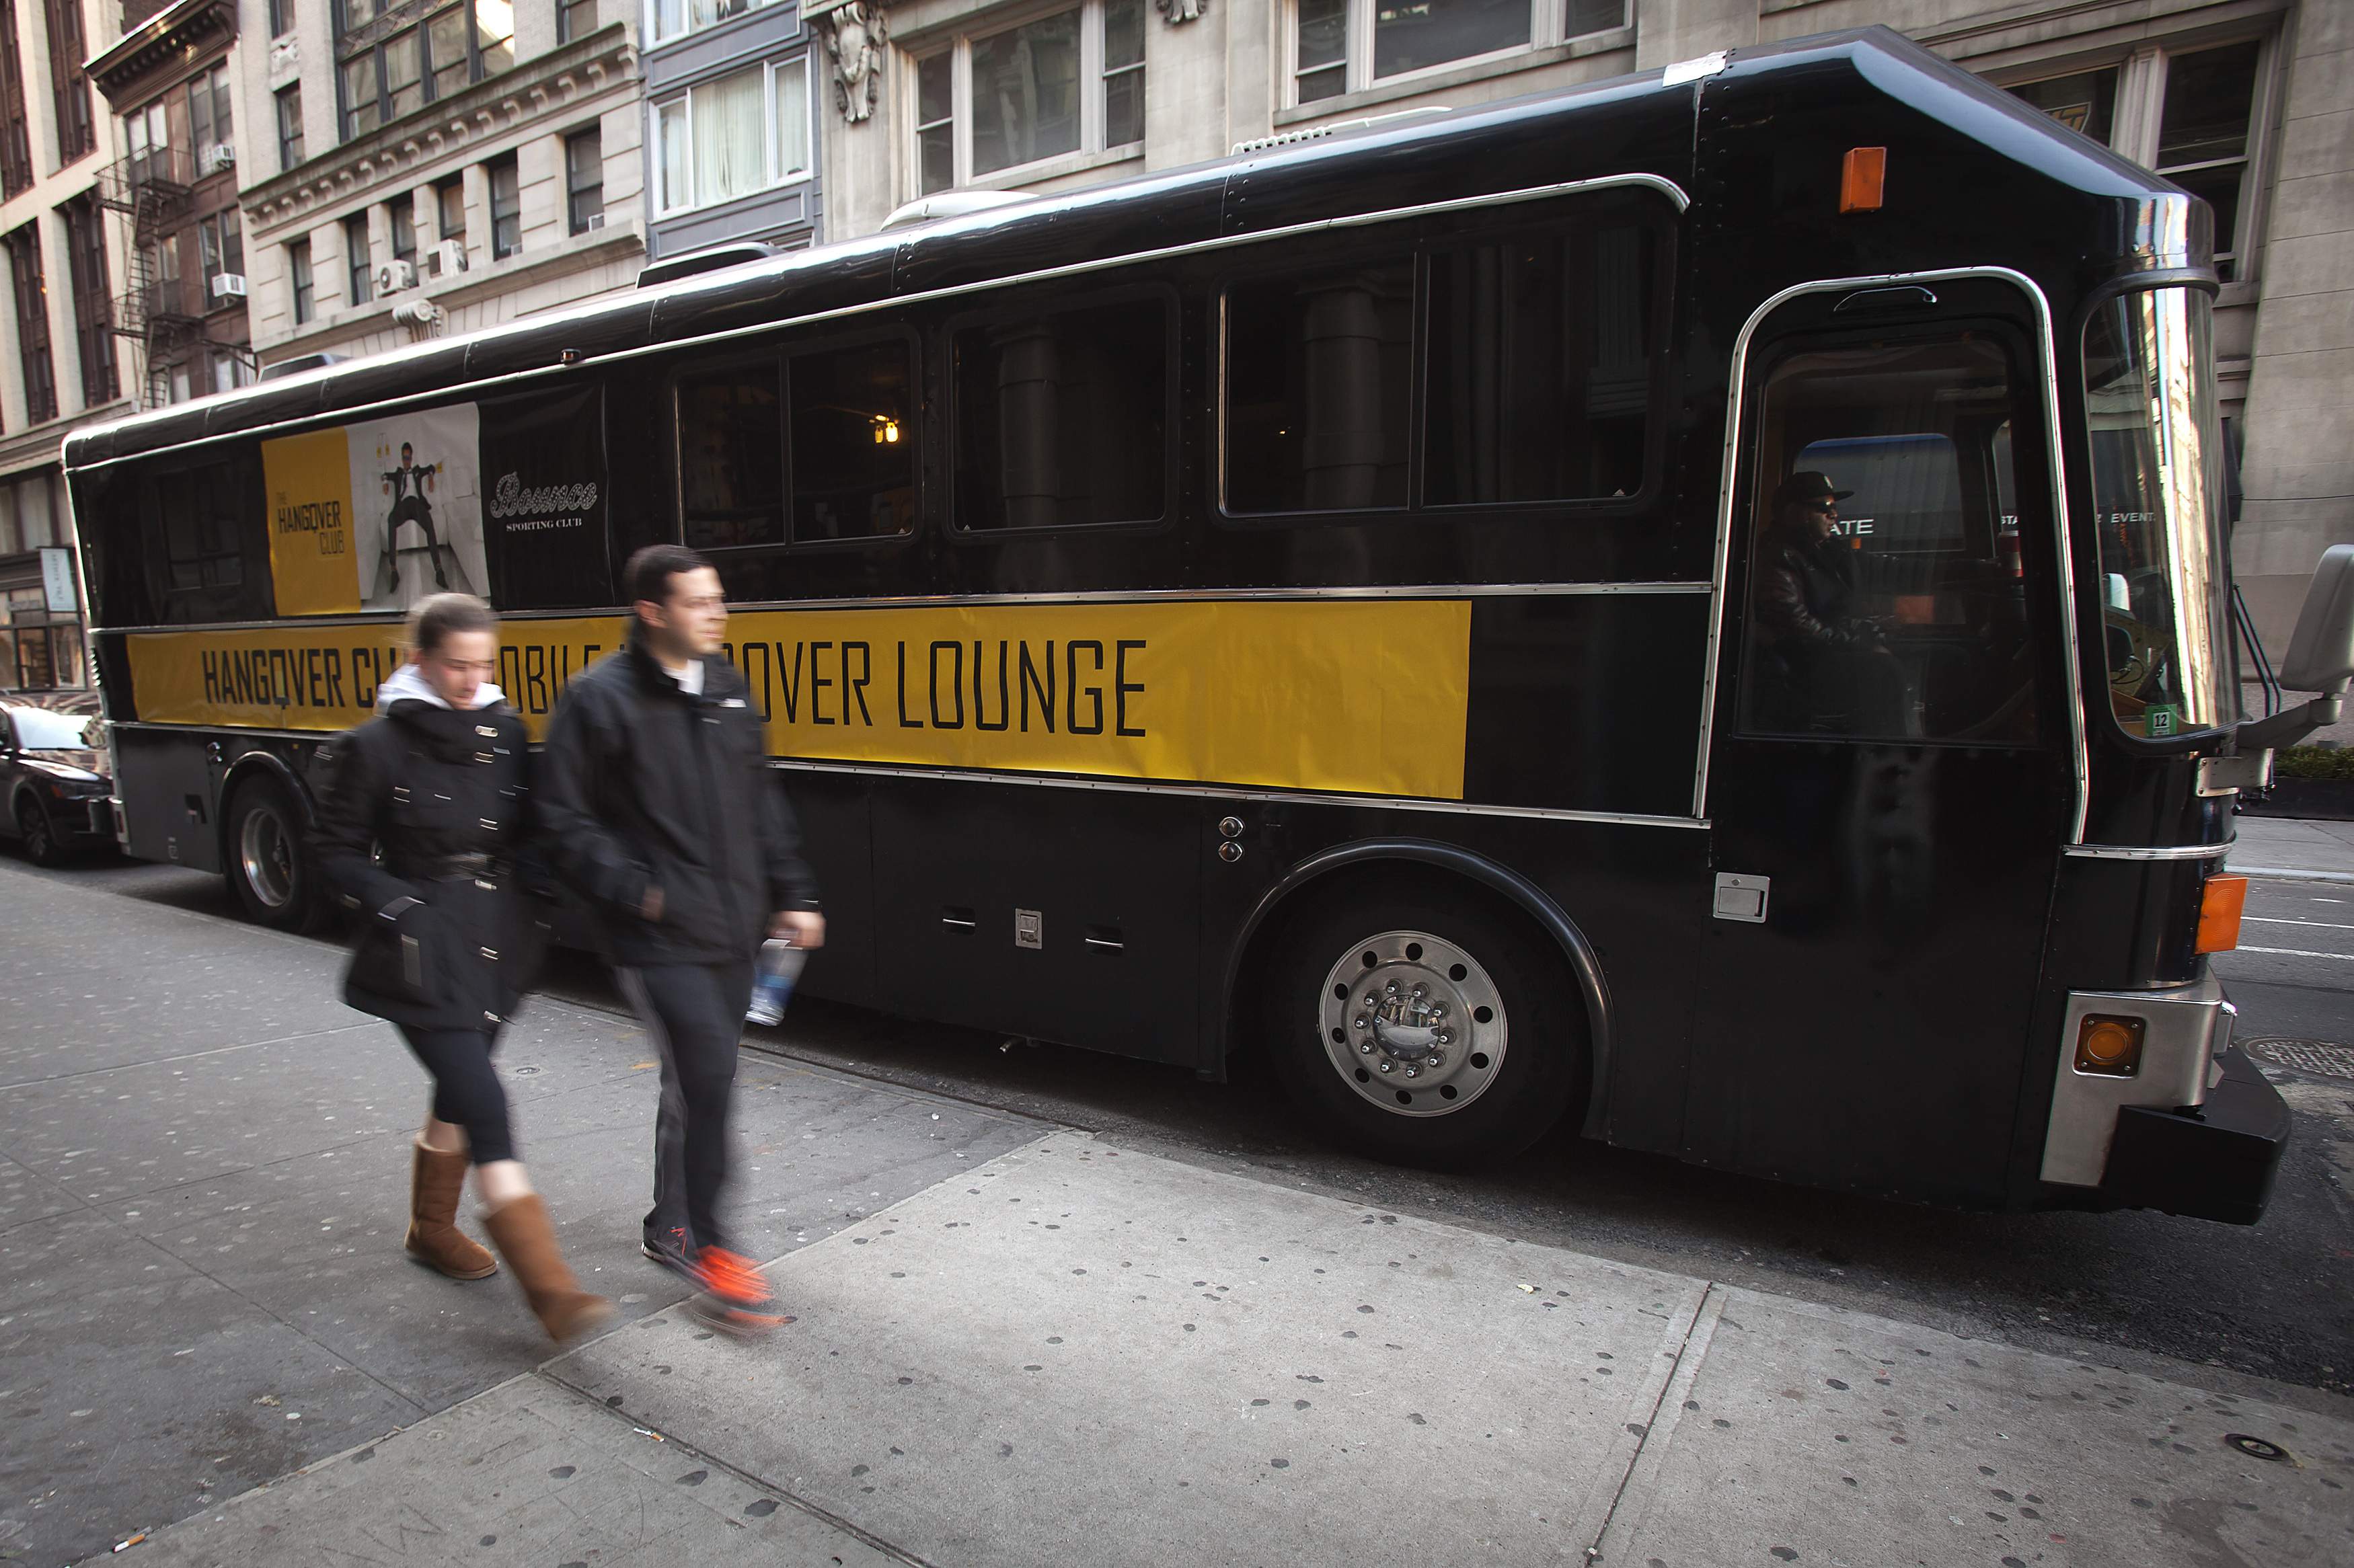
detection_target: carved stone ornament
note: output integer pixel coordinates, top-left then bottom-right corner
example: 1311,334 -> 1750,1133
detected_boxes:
1155,0 -> 1204,22
824,3 -> 888,124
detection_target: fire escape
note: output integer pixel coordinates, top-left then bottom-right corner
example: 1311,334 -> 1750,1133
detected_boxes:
93,143 -> 202,407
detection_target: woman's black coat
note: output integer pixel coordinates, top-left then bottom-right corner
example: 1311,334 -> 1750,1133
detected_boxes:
313,695 -> 545,1032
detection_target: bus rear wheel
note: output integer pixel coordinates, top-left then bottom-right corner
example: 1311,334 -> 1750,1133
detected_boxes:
1260,881 -> 1585,1169
225,776 -> 319,932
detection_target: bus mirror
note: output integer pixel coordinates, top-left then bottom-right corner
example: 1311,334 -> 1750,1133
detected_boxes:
2238,545 -> 2354,751
2278,544 -> 2354,696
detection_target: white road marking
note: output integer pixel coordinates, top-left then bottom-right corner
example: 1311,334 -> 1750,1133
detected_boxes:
2237,946 -> 2354,961
2244,916 -> 2354,931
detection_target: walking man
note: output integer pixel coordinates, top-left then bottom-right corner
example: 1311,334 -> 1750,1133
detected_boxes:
539,545 -> 825,1325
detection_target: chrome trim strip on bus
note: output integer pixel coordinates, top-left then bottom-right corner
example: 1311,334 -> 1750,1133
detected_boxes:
1692,266 -> 2092,845
65,173 -> 1694,475
84,580 -> 1716,636
108,721 -> 336,742
2062,842 -> 2232,861
766,756 -> 1713,828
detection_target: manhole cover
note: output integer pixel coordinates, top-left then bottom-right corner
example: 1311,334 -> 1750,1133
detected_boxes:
2242,1038 -> 2354,1080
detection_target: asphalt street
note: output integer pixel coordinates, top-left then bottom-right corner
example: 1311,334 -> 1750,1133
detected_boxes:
6,842 -> 2349,1415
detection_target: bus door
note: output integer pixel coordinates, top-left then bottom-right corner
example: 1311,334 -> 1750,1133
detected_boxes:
1687,278 -> 2076,1205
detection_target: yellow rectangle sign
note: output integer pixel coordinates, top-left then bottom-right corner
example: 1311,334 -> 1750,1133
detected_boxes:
260,429 -> 360,616
124,598 -> 1472,799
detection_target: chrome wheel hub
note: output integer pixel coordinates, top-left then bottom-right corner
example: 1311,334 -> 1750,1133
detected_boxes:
240,804 -> 295,910
1317,929 -> 1506,1118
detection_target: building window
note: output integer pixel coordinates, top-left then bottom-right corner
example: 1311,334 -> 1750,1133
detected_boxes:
138,231 -> 181,323
210,347 -> 254,395
198,210 -> 245,306
188,62 -> 235,160
344,213 -> 373,303
2007,38 -> 2273,284
1293,0 -> 1624,105
914,0 -> 1143,196
277,85 -> 306,169
125,97 -> 174,188
337,0 -> 517,143
6,223 -> 57,424
270,0 -> 295,35
651,0 -> 763,46
62,197 -> 116,405
653,57 -> 809,214
290,237 -> 315,323
558,0 -> 597,44
436,175 -> 465,239
0,0 -> 32,196
488,153 -> 521,258
389,194 -> 418,266
566,128 -> 605,233
42,0 -> 95,164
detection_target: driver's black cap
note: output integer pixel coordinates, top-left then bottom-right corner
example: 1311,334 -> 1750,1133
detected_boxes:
1776,471 -> 1855,506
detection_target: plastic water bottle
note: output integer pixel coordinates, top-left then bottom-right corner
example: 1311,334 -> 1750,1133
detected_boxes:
745,938 -> 806,1026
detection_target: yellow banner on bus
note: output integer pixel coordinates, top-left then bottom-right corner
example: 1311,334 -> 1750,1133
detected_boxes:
124,599 -> 1473,799
260,429 -> 361,617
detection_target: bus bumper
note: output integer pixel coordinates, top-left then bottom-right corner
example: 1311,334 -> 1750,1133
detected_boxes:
2039,976 -> 2290,1224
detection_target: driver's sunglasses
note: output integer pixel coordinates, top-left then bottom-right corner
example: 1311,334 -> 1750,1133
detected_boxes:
1804,499 -> 1839,512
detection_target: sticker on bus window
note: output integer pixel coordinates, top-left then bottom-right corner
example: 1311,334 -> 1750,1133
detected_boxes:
262,404 -> 489,615
2147,705 -> 2180,738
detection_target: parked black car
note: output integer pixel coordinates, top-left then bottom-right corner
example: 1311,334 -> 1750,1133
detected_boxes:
3,701 -> 115,865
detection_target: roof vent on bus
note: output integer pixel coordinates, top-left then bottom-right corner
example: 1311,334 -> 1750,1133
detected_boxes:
259,352 -> 347,381
880,191 -> 1036,231
1230,106 -> 1450,157
636,242 -> 784,289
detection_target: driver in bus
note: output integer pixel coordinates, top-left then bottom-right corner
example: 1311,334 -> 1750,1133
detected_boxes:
1753,470 -> 1898,733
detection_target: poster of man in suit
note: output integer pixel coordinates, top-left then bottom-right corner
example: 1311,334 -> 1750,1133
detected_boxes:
348,405 -> 488,611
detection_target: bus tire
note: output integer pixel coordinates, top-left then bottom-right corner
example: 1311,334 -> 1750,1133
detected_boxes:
1259,879 -> 1585,1170
224,775 -> 319,932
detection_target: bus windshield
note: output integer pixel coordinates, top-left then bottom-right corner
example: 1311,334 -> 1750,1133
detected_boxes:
2080,287 -> 2232,739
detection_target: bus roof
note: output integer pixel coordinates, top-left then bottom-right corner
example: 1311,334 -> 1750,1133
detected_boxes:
65,24 -> 2197,472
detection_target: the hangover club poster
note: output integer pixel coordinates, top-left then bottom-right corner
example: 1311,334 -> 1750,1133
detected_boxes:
261,394 -> 607,615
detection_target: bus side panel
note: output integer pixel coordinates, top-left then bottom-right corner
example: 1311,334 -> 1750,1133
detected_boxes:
112,726 -> 224,873
866,775 -> 1205,1066
779,769 -> 880,1013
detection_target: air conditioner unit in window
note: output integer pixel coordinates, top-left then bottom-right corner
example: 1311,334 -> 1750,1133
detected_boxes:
582,212 -> 605,231
205,142 -> 236,173
375,259 -> 417,295
210,272 -> 248,299
426,239 -> 467,278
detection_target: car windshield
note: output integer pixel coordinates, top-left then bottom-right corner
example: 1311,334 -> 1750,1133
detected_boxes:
2080,287 -> 2233,739
11,709 -> 96,750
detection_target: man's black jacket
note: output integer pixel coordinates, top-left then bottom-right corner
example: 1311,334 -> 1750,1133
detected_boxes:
537,635 -> 820,967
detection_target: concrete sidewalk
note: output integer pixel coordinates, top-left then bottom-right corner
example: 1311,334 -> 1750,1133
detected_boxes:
2228,814 -> 2354,883
98,1134 -> 2354,1568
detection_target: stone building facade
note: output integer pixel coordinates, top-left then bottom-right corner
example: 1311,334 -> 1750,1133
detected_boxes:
0,0 -> 130,688
806,0 -> 2351,652
236,1 -> 646,365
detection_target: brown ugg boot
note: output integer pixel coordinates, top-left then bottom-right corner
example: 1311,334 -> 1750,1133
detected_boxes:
404,1140 -> 497,1280
482,1194 -> 615,1343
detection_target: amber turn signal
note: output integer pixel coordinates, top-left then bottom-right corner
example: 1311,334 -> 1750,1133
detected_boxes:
1840,147 -> 1887,213
2074,1014 -> 2146,1078
2196,873 -> 2247,954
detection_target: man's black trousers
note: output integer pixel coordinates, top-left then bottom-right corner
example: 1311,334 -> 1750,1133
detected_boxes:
613,959 -> 755,1255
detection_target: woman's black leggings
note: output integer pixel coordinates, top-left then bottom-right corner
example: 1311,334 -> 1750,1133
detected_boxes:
397,1025 -> 516,1165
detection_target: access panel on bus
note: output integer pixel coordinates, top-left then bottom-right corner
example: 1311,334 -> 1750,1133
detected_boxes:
1689,279 -> 2076,1206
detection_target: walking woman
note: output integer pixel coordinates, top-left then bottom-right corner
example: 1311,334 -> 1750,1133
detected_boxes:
313,593 -> 611,1343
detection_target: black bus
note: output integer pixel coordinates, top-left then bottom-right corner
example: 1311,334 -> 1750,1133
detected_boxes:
66,27 -> 2346,1222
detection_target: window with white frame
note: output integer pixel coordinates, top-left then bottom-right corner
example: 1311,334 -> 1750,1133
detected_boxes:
2006,36 -> 2272,284
912,0 -> 1145,196
1295,0 -> 1624,105
650,0 -> 765,47
654,56 -> 811,215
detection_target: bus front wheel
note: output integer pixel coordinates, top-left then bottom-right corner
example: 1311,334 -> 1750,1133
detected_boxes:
1260,881 -> 1585,1169
224,776 -> 319,932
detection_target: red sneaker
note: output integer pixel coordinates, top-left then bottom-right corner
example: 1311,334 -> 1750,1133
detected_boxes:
692,1247 -> 775,1309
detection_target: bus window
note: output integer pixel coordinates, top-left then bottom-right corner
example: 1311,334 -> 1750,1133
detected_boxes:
160,466 -> 245,592
790,337 -> 918,541
679,360 -> 786,550
1223,256 -> 1412,514
1423,224 -> 1652,505
953,297 -> 1168,531
1741,336 -> 2040,745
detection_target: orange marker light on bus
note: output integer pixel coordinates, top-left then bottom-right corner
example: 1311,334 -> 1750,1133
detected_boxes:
2196,873 -> 2248,954
1840,147 -> 1887,213
2074,1015 -> 2145,1077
